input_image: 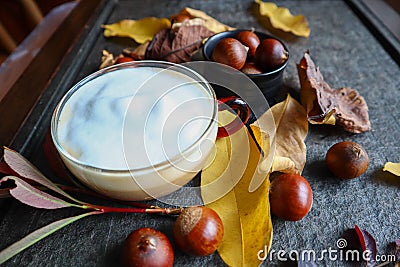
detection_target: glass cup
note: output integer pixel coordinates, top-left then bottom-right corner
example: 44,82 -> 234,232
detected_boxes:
51,61 -> 249,201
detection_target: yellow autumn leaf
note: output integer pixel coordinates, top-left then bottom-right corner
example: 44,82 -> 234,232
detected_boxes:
201,111 -> 272,267
177,7 -> 235,33
102,17 -> 171,43
383,162 -> 400,176
259,94 -> 308,174
271,155 -> 295,173
308,109 -> 337,125
249,124 -> 270,156
255,0 -> 310,37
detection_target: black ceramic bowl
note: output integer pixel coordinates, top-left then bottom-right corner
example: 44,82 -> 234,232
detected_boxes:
202,29 -> 289,104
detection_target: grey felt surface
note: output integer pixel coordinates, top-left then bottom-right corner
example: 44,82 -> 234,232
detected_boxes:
1,0 -> 399,266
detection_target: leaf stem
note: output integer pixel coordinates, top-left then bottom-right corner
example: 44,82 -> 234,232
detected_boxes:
88,204 -> 183,215
57,184 -> 154,209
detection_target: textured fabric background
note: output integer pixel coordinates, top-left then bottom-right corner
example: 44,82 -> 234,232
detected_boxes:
1,1 -> 399,266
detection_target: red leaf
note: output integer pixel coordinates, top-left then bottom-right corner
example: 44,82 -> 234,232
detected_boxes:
0,176 -> 76,209
354,225 -> 378,266
3,147 -> 84,204
0,162 -> 19,176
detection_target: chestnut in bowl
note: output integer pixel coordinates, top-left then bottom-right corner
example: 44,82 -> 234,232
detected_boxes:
202,29 -> 289,105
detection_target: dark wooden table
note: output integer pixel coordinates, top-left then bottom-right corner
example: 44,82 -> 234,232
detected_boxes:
1,0 -> 400,266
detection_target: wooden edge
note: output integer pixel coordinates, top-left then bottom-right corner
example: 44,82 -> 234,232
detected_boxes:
346,0 -> 400,66
0,0 -> 108,151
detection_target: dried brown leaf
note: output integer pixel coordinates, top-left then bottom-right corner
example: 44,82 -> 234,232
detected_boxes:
259,95 -> 308,174
99,50 -> 114,69
123,41 -> 149,60
146,25 -> 214,63
297,51 -> 371,133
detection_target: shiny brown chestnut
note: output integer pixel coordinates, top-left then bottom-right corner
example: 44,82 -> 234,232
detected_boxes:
269,173 -> 313,221
202,29 -> 289,104
254,38 -> 288,72
211,37 -> 247,70
325,141 -> 369,179
241,62 -> 263,74
122,227 -> 174,267
173,206 -> 224,256
236,30 -> 260,58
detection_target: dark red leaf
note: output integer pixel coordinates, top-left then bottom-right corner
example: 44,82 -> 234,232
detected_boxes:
0,176 -> 75,209
354,225 -> 378,266
0,162 -> 18,176
3,147 -> 84,204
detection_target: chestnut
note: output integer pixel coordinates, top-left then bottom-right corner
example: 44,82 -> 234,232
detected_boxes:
269,173 -> 313,221
325,141 -> 369,179
122,227 -> 174,267
254,38 -> 288,72
212,37 -> 247,70
236,31 -> 260,58
241,62 -> 263,74
173,206 -> 224,256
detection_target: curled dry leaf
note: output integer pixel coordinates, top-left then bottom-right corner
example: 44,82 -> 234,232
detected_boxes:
254,0 -> 310,37
383,162 -> 400,176
271,156 -> 296,173
99,43 -> 149,70
146,25 -> 214,63
201,111 -> 272,267
102,17 -> 171,44
171,17 -> 206,31
174,7 -> 234,33
297,51 -> 371,133
259,94 -> 308,174
99,50 -> 114,69
123,41 -> 149,60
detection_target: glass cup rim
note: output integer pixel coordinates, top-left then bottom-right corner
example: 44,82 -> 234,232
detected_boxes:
50,60 -> 218,173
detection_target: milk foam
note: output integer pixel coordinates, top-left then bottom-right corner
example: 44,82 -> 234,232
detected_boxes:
57,67 -> 215,170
